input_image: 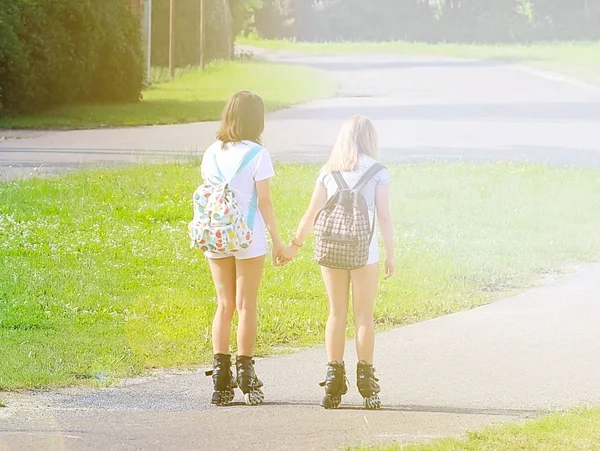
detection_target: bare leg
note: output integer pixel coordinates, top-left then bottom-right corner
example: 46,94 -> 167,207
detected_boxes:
208,257 -> 237,355
351,262 -> 381,410
321,266 -> 351,363
207,257 -> 237,406
351,263 -> 379,364
234,256 -> 266,405
235,256 -> 266,357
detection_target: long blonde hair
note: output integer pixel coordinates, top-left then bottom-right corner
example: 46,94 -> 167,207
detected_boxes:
324,115 -> 379,172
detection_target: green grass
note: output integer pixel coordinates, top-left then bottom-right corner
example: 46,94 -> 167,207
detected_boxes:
238,37 -> 600,86
0,400 -> 5,407
0,60 -> 337,130
239,36 -> 600,61
1,162 -> 600,389
354,408 -> 600,451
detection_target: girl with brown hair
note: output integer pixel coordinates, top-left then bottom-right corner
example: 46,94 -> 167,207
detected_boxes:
201,91 -> 284,406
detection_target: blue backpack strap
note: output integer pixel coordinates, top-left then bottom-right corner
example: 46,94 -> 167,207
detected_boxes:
229,145 -> 263,183
229,145 -> 263,230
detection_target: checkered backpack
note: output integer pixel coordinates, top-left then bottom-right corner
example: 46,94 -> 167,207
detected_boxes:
188,145 -> 262,254
314,163 -> 385,270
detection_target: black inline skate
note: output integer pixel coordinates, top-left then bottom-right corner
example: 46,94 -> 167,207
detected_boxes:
205,353 -> 237,406
319,361 -> 348,409
357,360 -> 381,410
236,356 -> 264,406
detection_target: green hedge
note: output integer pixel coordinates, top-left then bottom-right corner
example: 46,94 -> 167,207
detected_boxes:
0,0 -> 143,116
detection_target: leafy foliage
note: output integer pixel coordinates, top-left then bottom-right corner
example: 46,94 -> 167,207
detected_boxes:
252,0 -> 600,43
0,0 -> 143,116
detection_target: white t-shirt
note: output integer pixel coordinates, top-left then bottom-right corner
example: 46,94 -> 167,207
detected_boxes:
201,140 -> 275,242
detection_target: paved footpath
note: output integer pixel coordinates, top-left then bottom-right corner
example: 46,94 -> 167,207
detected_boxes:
2,264 -> 600,450
2,49 -> 600,450
2,47 -> 600,181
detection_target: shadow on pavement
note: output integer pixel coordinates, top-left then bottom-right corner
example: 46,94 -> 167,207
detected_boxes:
261,401 -> 538,417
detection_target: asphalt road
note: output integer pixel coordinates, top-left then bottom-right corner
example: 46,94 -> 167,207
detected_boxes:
1,47 -> 600,182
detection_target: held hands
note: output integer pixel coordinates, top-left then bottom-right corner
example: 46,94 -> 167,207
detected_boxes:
280,245 -> 300,265
272,240 -> 285,267
273,242 -> 301,267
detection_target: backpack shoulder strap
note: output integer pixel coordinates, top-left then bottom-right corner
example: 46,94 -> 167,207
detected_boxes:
354,163 -> 385,192
228,145 -> 263,184
331,171 -> 350,191
211,147 -> 226,183
354,163 -> 386,245
233,144 -> 262,231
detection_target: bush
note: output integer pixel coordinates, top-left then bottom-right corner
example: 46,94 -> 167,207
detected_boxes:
0,0 -> 27,114
0,0 -> 143,116
89,1 -> 144,103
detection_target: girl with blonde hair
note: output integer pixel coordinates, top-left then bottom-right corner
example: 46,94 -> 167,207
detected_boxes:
281,115 -> 395,410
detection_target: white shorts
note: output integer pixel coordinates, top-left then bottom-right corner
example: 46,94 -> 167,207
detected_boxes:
367,234 -> 380,266
204,231 -> 268,260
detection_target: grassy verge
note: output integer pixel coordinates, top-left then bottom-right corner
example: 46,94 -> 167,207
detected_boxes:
354,408 -> 600,451
0,60 -> 337,130
238,37 -> 600,86
1,162 -> 600,389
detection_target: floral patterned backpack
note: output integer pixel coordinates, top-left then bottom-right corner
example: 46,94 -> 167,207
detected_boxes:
188,145 -> 262,254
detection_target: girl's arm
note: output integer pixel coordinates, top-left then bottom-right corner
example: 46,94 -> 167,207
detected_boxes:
281,184 -> 327,262
375,183 -> 396,279
256,178 -> 284,260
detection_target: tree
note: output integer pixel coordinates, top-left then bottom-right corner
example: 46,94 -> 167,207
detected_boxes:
229,0 -> 263,36
251,0 -> 600,43
532,0 -> 599,39
254,0 -> 289,39
288,0 -> 316,40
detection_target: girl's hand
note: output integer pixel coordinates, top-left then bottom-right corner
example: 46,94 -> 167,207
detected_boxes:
279,245 -> 299,265
272,241 -> 285,266
384,256 -> 396,280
